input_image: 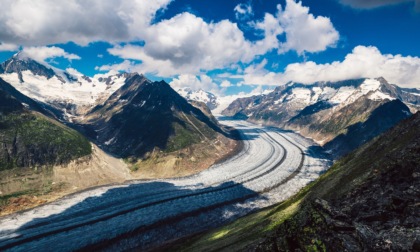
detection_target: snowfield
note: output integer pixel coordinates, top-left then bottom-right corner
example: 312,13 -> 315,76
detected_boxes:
0,71 -> 127,105
0,119 -> 331,251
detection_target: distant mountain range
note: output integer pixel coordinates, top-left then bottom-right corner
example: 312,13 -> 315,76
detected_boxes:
223,78 -> 419,157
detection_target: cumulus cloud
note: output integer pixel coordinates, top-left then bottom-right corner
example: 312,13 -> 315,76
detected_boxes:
103,0 -> 338,77
20,46 -> 81,63
106,13 -> 261,76
96,59 -> 143,75
240,59 -> 283,85
169,74 -> 224,95
234,2 -> 254,20
277,0 -> 339,54
65,67 -> 83,76
220,80 -> 233,88
239,45 -> 420,88
0,0 -> 172,46
0,0 -> 341,92
0,42 -> 19,51
283,45 -> 420,87
339,0 -> 420,10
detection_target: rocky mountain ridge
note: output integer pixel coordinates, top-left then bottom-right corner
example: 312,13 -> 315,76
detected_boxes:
0,54 -> 135,118
223,77 -> 416,157
77,74 -> 229,158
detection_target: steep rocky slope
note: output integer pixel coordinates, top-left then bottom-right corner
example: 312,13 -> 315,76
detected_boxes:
0,79 -> 92,170
223,78 -> 416,157
176,112 -> 420,251
0,55 -> 237,163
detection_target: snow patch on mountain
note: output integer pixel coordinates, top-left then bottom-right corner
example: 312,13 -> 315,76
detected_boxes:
0,71 -> 126,105
176,87 -> 219,110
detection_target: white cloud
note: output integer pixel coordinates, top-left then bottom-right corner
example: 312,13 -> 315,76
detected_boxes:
220,80 -> 233,88
234,2 -> 253,20
282,45 -> 420,87
170,74 -> 224,95
277,0 -> 339,54
103,1 -> 338,77
0,0 -> 341,92
339,0 -> 420,10
19,46 -> 81,63
237,59 -> 283,85
0,0 -> 172,46
106,13 -> 261,76
0,42 -> 19,51
65,67 -> 83,76
93,70 -> 120,79
239,45 -> 420,88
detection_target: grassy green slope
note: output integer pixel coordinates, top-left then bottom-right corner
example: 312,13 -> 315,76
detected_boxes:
0,88 -> 92,170
0,111 -> 92,170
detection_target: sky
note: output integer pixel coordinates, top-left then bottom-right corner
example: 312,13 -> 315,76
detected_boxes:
0,0 -> 420,96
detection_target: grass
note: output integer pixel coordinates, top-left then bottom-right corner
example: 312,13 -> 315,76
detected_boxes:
0,190 -> 34,207
0,111 -> 92,170
166,122 -> 199,152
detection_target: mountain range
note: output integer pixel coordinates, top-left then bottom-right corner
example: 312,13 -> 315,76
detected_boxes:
0,55 -> 234,158
223,77 -> 419,157
0,55 -> 239,213
0,52 -> 419,249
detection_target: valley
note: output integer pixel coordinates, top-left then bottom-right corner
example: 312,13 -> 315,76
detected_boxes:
0,1 -> 419,251
0,118 -> 331,251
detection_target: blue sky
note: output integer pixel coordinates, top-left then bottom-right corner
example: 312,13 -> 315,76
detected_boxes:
0,0 -> 419,95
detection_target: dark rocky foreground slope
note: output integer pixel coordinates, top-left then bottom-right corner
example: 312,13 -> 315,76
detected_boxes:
254,112 -> 420,251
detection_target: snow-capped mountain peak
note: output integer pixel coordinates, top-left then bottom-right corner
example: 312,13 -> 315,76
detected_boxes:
0,55 -> 138,118
223,77 -> 419,121
176,87 -> 219,110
